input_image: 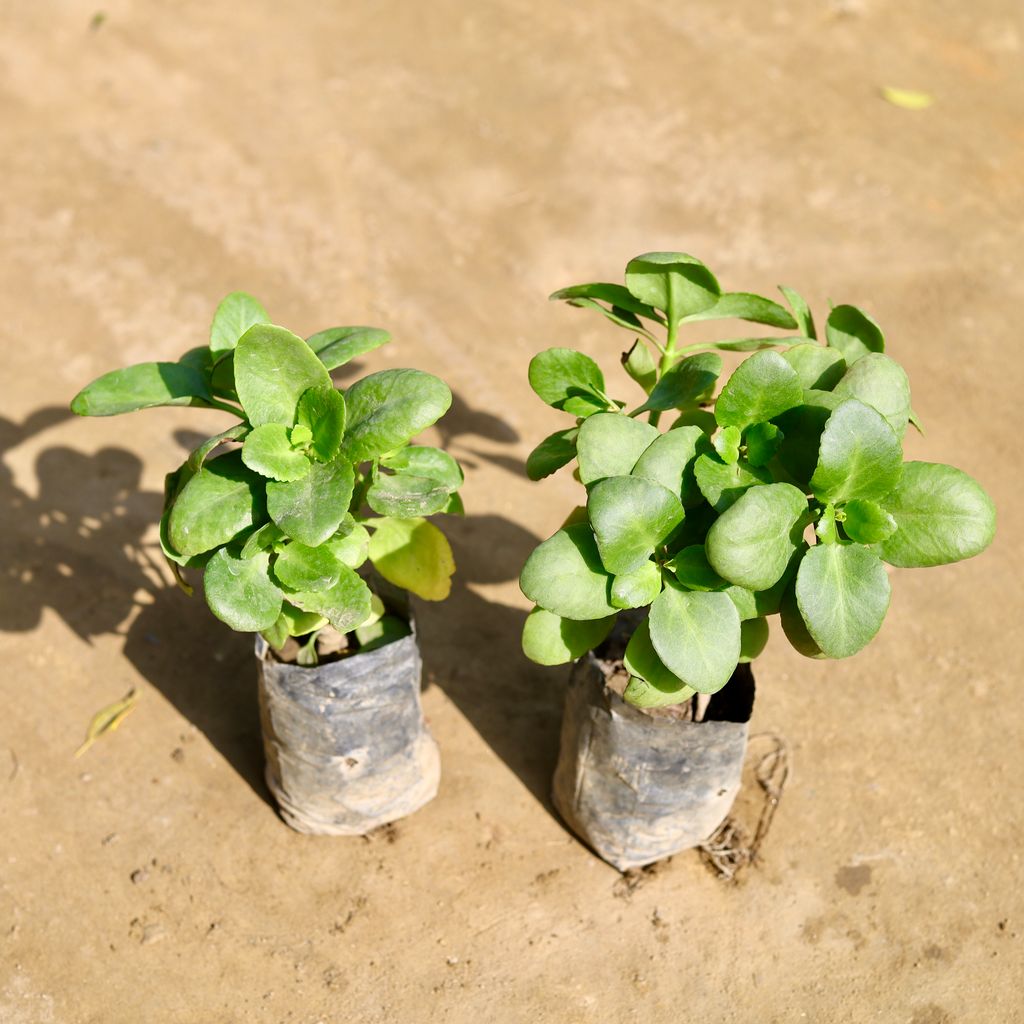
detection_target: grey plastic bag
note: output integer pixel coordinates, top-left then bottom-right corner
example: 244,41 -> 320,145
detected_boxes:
552,653 -> 754,871
255,616 -> 440,836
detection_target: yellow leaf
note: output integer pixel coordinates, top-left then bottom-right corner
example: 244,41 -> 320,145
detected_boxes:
881,87 -> 934,110
367,518 -> 455,601
75,689 -> 139,758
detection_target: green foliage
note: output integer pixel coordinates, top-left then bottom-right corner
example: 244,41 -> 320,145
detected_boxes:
521,608 -> 617,666
71,295 -> 464,656
71,362 -> 211,416
524,252 -> 996,708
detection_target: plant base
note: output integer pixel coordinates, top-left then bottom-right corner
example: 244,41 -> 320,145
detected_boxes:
552,653 -> 754,871
255,622 -> 439,836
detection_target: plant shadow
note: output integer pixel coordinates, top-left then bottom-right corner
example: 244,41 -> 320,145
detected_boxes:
416,512 -> 564,816
0,398 -> 561,816
0,408 -> 269,804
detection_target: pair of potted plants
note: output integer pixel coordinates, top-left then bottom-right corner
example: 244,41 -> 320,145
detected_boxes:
72,255 -> 995,870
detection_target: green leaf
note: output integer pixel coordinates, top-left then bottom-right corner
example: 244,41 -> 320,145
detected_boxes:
209,351 -> 238,401
342,369 -> 452,462
648,587 -> 740,694
234,324 -> 333,427
781,343 -> 846,390
549,282 -> 665,323
287,565 -> 373,634
366,473 -> 450,517
71,362 -> 211,417
773,389 -> 842,484
380,446 -> 463,491
186,423 -> 250,475
279,601 -> 328,637
241,423 -> 312,482
779,582 -> 824,658
203,549 -> 283,631
832,353 -> 911,439
743,422 -> 783,467
296,385 -> 347,461
810,399 -> 903,503
713,425 -> 742,464
576,413 -> 659,485
825,304 -> 885,364
622,617 -> 696,706
623,674 -> 698,709
519,523 -> 616,620
683,292 -> 798,329
669,545 -> 727,591
739,617 -> 769,663
715,350 -> 803,428
795,543 -> 891,658
706,482 -> 808,591
272,542 -> 343,592
357,614 -> 413,652
587,476 -> 684,574
621,340 -> 658,394
631,425 -> 708,506
367,517 -> 455,600
610,561 -> 663,609
209,292 -> 270,355
672,408 -> 718,435
526,428 -> 578,481
878,462 -> 996,567
778,286 -> 817,339
527,348 -> 608,417
693,453 -> 772,512
306,326 -> 391,370
168,450 -> 265,557
521,607 -> 617,666
624,252 -> 720,324
440,491 -> 465,515
266,456 -> 354,545
324,522 -> 370,569
816,503 -> 840,545
560,296 -> 646,334
240,521 -> 283,559
261,615 -> 290,651
693,336 -> 805,353
841,499 -> 897,544
634,353 -> 722,415
722,546 -> 804,623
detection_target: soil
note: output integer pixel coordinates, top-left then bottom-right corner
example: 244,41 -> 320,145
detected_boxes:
1,2 -> 1022,1021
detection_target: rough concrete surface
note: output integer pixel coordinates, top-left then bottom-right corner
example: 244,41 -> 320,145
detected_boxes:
1,2 -> 1022,1021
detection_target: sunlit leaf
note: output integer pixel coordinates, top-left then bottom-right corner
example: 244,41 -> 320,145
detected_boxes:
519,523 -> 616,620
367,517 -> 456,601
521,607 -> 617,666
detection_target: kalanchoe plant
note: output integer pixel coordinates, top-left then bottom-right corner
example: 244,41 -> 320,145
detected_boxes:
72,293 -> 464,665
520,253 -> 996,707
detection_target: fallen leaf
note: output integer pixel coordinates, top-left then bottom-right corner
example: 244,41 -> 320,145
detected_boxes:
881,86 -> 934,110
75,689 -> 138,758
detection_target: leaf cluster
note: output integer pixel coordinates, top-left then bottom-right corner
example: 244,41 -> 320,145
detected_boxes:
520,253 -> 996,708
72,293 -> 464,662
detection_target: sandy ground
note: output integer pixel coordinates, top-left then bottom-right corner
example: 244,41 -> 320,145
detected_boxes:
1,2 -> 1023,1021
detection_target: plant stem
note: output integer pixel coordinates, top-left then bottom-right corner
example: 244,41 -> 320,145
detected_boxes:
649,318 -> 679,427
199,397 -> 246,416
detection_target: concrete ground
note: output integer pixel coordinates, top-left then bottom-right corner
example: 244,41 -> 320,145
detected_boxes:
1,2 -> 1022,1021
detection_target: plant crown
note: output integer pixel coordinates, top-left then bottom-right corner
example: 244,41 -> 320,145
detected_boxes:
519,253 -> 996,708
72,294 -> 464,664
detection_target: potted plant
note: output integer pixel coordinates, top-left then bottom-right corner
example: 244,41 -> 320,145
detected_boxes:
71,293 -> 464,835
520,253 -> 996,871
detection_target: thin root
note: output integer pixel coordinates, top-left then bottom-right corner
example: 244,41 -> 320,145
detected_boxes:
698,731 -> 790,882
